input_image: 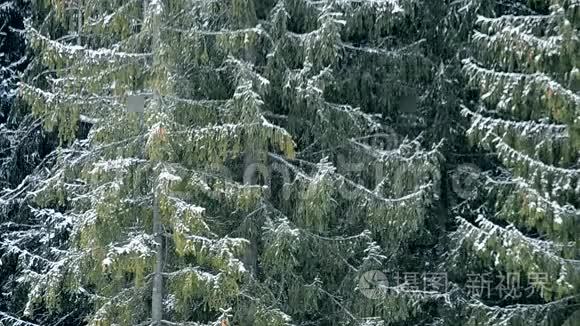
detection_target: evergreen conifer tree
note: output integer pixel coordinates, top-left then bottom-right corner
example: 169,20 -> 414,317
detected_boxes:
5,0 -> 451,325
449,0 -> 580,324
5,0 -> 578,325
0,1 -> 63,325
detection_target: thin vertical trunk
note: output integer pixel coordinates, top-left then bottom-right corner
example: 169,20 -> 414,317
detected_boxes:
150,0 -> 164,323
141,0 -> 164,324
77,0 -> 82,45
242,154 -> 258,275
151,189 -> 163,325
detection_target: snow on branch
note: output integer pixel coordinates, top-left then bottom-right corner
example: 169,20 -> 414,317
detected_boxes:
462,105 -> 569,137
553,0 -> 580,22
162,266 -> 242,317
20,83 -> 122,111
20,82 -> 127,141
1,241 -> 54,265
89,284 -> 150,326
30,207 -> 73,234
164,96 -> 228,107
488,176 -> 580,241
85,0 -> 140,31
476,13 -> 561,37
473,28 -> 563,54
0,312 -> 39,326
268,152 -> 432,205
471,29 -> 573,74
162,266 -> 221,282
0,1 -> 15,11
176,235 -> 248,275
25,24 -> 152,66
341,39 -> 426,57
462,106 -> 575,161
46,60 -> 150,94
177,120 -> 295,164
104,233 -> 156,262
491,214 -> 574,260
463,58 -> 579,102
161,26 -> 266,37
462,59 -> 580,125
333,0 -> 407,14
88,157 -> 147,175
495,137 -> 580,179
23,254 -> 81,316
464,295 -> 579,325
350,136 -> 444,162
452,215 -> 579,300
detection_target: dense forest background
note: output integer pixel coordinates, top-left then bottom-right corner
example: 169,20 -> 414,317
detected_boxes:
0,0 -> 578,325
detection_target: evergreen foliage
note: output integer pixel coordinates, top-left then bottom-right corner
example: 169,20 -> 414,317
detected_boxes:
450,0 -> 580,324
0,0 -> 578,325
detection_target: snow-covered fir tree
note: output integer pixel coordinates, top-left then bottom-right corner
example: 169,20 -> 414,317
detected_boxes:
0,0 -> 38,187
1,0 -> 454,325
449,0 -> 580,324
2,0 -> 577,325
0,1 -> 86,325
14,0 -> 295,324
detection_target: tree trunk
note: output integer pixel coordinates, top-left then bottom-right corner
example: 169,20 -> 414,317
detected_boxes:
143,1 -> 164,324
77,0 -> 82,45
151,189 -> 163,325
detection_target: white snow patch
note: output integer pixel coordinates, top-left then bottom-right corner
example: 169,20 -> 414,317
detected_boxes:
102,257 -> 113,269
89,158 -> 144,174
158,171 -> 182,183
